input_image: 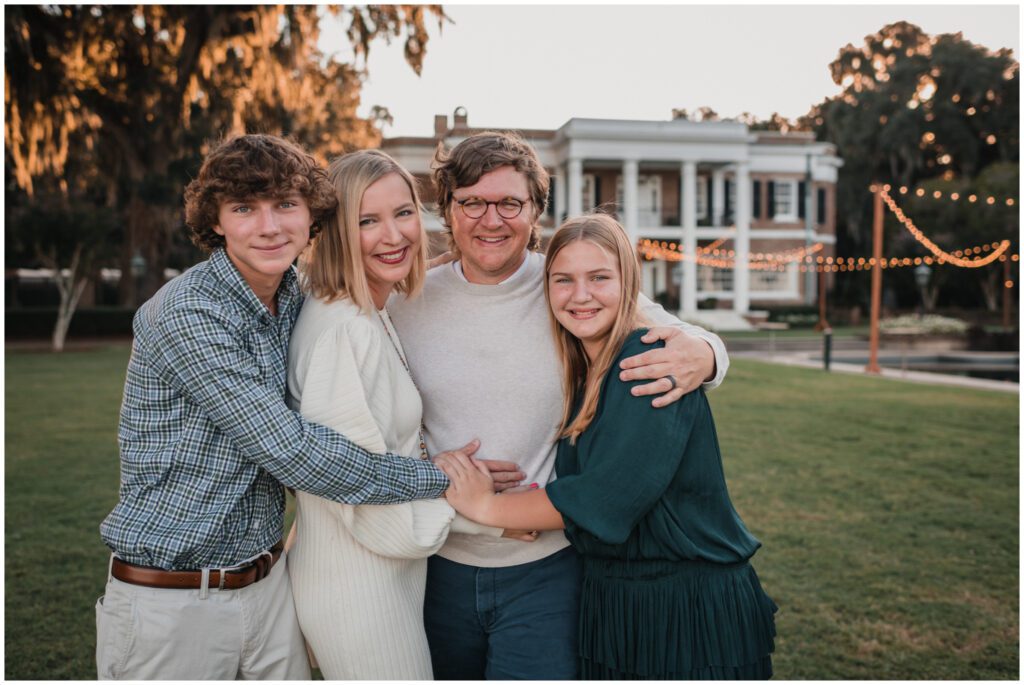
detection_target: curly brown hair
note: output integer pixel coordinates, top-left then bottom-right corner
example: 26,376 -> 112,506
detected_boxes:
432,131 -> 550,255
183,134 -> 338,252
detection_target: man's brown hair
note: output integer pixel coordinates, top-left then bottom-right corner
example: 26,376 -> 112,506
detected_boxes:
432,131 -> 550,254
183,134 -> 337,252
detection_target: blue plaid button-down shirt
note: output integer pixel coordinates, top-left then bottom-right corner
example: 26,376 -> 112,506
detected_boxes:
100,249 -> 448,570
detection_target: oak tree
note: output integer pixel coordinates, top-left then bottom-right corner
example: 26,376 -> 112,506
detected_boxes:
6,5 -> 446,310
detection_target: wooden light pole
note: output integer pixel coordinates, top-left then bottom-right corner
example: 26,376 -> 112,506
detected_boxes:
866,185 -> 884,374
1003,256 -> 1013,329
814,266 -> 830,331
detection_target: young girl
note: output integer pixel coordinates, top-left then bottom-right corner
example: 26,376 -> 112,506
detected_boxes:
440,213 -> 778,679
285,150 -> 523,679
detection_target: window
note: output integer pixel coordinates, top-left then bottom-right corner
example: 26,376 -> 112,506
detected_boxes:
616,175 -> 663,226
750,269 -> 789,291
581,174 -> 597,212
772,180 -> 798,222
698,265 -> 733,291
696,176 -> 708,221
726,178 -> 736,220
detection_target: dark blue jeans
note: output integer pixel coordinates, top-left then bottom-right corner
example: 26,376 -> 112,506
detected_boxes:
423,546 -> 583,680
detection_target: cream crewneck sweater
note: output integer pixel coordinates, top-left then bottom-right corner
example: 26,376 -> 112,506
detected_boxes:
389,251 -> 728,568
285,296 -> 499,679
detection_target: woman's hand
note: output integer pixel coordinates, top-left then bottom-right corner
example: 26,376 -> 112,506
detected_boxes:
437,451 -> 497,524
432,439 -> 525,492
432,439 -> 481,479
618,327 -> 715,407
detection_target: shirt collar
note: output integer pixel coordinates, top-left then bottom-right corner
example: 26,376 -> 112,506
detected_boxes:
209,248 -> 302,323
452,251 -> 532,285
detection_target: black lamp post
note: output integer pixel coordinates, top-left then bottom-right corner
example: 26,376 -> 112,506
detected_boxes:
130,250 -> 147,306
914,263 -> 932,313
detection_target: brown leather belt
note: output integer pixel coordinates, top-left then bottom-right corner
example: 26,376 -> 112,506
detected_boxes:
111,542 -> 283,590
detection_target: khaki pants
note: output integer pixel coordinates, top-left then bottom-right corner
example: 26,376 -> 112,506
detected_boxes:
96,551 -> 310,680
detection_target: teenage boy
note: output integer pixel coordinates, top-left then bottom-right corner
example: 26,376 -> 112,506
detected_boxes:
96,135 -> 484,680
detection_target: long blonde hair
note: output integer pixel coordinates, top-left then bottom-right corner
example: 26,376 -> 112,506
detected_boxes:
303,149 -> 428,311
543,213 -> 649,443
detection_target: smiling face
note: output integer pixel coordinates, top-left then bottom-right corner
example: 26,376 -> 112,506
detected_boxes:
547,239 -> 623,361
449,165 -> 536,284
358,172 -> 423,309
214,194 -> 312,300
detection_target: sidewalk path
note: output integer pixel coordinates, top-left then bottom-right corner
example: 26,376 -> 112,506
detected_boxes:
733,349 -> 1020,395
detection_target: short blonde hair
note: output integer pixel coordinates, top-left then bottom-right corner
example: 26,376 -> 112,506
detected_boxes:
303,149 -> 428,311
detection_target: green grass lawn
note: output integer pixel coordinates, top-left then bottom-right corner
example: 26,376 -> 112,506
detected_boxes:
5,344 -> 1019,679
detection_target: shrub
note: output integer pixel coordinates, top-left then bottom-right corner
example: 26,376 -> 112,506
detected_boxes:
766,305 -> 819,328
879,314 -> 969,335
6,307 -> 136,340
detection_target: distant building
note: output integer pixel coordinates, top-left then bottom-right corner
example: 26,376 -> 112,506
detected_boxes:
382,107 -> 842,321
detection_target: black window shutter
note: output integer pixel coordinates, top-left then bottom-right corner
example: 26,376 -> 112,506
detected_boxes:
767,181 -> 775,218
547,177 -> 556,217
678,179 -> 683,222
724,179 -> 732,216
798,181 -> 807,219
706,178 -> 713,221
817,187 -> 826,224
593,176 -> 601,211
753,180 -> 761,219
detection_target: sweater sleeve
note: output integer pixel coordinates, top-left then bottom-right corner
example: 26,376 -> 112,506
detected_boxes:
300,316 -> 498,560
638,292 -> 729,390
338,499 -> 501,559
546,342 -> 701,545
297,317 -> 389,454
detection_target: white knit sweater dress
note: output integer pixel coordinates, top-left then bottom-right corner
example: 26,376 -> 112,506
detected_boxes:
285,296 -> 499,680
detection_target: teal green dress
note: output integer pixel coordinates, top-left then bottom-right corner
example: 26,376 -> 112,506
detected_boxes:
546,329 -> 777,680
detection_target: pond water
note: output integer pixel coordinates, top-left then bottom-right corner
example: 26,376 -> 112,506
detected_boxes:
816,352 -> 1020,383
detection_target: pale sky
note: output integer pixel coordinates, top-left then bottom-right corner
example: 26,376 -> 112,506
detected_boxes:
320,4 -> 1020,138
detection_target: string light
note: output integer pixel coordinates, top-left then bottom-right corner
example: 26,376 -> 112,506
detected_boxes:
637,188 -> 1017,274
697,235 -> 732,255
879,187 -> 1011,268
894,184 -> 1016,206
637,240 -> 823,270
639,240 -> 1019,274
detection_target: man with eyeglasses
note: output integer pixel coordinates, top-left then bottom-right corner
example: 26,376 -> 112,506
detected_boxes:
388,131 -> 729,679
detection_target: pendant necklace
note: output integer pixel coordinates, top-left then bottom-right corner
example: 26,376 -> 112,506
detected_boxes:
376,308 -> 429,461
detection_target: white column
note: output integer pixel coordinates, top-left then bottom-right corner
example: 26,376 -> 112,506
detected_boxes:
734,161 -> 751,313
711,168 -> 726,227
553,163 -> 566,227
680,161 -> 698,316
804,154 -> 817,304
622,159 -> 639,244
567,158 -> 583,218
651,259 -> 664,300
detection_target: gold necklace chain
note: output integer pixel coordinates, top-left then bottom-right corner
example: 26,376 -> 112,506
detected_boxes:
376,308 -> 429,461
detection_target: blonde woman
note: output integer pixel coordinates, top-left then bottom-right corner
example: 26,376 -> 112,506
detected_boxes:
441,214 -> 778,680
285,150 -> 521,679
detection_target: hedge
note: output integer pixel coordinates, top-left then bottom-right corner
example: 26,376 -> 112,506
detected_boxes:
6,307 -> 136,340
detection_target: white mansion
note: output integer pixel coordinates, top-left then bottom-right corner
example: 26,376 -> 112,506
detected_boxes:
382,108 -> 842,322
